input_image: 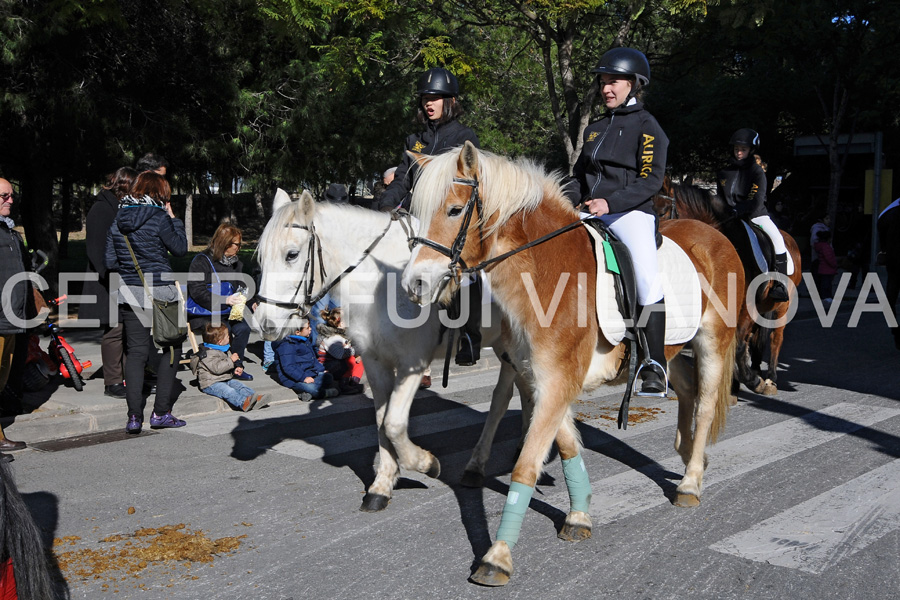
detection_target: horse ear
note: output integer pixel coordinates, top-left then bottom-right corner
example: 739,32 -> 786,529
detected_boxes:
406,151 -> 432,169
298,189 -> 316,222
459,140 -> 479,179
273,188 -> 292,212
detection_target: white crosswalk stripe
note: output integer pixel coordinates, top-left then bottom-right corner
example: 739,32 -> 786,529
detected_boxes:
710,458 -> 900,573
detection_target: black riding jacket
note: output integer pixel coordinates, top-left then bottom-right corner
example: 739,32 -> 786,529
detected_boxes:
378,118 -> 479,211
717,157 -> 768,219
569,100 -> 669,216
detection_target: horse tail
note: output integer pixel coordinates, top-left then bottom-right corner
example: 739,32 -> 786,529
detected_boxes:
708,332 -> 737,445
0,461 -> 57,599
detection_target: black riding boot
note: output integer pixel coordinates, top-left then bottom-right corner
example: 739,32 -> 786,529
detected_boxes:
768,253 -> 789,302
455,278 -> 483,366
639,300 -> 667,395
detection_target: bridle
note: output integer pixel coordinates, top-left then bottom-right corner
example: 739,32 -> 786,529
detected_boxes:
256,215 -> 399,318
656,192 -> 678,220
408,174 -> 586,304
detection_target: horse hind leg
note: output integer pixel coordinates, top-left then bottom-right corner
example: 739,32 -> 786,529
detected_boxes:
555,411 -> 592,543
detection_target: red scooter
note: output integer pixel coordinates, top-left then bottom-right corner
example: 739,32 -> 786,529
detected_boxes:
23,296 -> 92,393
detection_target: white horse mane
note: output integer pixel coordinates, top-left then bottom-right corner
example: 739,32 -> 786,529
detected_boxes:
410,147 -> 570,235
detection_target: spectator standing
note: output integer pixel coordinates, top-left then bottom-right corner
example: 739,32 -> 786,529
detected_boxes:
0,179 -> 31,459
187,223 -> 254,381
274,317 -> 338,402
813,229 -> 837,305
106,172 -> 188,433
82,167 -> 136,398
878,197 -> 900,349
809,214 -> 830,292
136,153 -> 168,176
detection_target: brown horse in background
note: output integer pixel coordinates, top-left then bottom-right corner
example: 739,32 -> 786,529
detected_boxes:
653,178 -> 802,395
402,142 -> 744,586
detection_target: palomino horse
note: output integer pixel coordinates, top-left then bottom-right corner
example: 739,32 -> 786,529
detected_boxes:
253,190 -> 534,509
653,179 -> 802,395
402,142 -> 744,586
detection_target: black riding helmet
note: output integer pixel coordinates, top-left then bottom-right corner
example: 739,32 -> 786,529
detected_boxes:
417,67 -> 459,97
730,128 -> 760,149
592,47 -> 651,86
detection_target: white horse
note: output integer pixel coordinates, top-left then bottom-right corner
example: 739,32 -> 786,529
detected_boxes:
254,190 -> 533,510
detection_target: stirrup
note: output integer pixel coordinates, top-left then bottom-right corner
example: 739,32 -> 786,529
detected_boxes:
632,358 -> 668,398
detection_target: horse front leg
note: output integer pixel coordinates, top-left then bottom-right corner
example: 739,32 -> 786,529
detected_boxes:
555,412 -> 592,543
763,323 -> 786,393
361,360 -> 400,512
471,369 -> 581,587
382,366 -> 441,477
461,360 -> 518,488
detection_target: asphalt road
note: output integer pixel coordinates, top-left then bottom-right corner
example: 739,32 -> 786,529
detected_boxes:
13,304 -> 900,600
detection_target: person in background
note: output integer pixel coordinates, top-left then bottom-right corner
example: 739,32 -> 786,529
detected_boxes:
809,213 -> 830,294
187,223 -> 254,381
136,152 -> 168,176
316,307 -> 365,395
877,197 -> 900,349
82,167 -> 136,398
716,128 -> 790,302
106,171 -> 188,433
568,47 -> 669,395
0,179 -> 30,460
191,324 -> 270,412
813,229 -> 837,306
274,317 -> 338,402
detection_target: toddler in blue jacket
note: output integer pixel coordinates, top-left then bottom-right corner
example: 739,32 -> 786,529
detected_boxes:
274,317 -> 338,401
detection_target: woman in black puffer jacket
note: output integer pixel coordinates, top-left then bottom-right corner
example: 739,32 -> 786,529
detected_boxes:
106,172 -> 188,434
186,223 -> 253,381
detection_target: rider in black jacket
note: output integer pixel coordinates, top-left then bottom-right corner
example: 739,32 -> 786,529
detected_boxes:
380,68 -> 483,366
377,68 -> 480,212
716,128 -> 789,302
568,47 -> 670,396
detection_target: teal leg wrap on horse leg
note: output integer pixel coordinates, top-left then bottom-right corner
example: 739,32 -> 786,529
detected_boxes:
495,482 -> 535,550
562,454 -> 592,514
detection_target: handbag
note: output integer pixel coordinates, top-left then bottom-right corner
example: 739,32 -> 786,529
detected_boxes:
185,254 -> 234,316
123,235 -> 187,347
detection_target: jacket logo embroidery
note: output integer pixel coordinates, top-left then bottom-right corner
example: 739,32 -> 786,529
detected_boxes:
587,131 -> 599,142
640,134 -> 655,178
412,141 -> 426,152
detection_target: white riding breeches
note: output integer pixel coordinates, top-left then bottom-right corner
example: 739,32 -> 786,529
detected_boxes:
750,215 -> 788,255
597,210 -> 664,305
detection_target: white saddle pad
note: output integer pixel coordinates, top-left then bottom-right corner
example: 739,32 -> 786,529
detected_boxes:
583,225 -> 702,347
742,221 -> 795,276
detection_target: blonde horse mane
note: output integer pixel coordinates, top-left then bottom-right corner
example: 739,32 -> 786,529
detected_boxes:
410,147 -> 572,236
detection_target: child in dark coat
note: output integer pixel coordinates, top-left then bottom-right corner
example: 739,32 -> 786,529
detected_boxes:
274,317 -> 338,402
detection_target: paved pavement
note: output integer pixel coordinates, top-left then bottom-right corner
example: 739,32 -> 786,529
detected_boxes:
0,269 -> 885,446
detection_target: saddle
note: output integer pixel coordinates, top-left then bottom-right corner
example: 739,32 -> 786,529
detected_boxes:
723,218 -> 794,277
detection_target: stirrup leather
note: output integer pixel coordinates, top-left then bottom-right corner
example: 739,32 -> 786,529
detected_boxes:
632,358 -> 669,398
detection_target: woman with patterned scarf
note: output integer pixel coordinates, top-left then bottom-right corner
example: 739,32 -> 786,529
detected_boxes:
186,223 -> 254,381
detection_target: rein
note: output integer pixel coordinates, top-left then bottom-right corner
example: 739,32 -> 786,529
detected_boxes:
257,215 -> 398,317
657,192 -> 678,220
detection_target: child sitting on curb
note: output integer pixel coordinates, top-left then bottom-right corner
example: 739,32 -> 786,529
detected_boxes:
274,317 -> 339,402
191,324 -> 270,412
317,307 -> 365,395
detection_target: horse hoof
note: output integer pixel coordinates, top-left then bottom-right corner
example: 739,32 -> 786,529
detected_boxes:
360,493 -> 390,512
558,523 -> 592,542
673,492 -> 701,507
469,562 -> 511,587
425,457 -> 441,479
459,470 -> 485,488
728,395 -> 738,407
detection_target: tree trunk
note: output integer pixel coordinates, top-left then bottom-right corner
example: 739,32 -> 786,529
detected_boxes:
185,193 -> 194,249
20,163 -> 59,295
59,180 -> 71,259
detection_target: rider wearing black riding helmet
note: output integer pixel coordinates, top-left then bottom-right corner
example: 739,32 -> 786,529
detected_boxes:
379,67 -> 483,367
377,67 -> 479,212
567,47 -> 670,396
716,128 -> 790,302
